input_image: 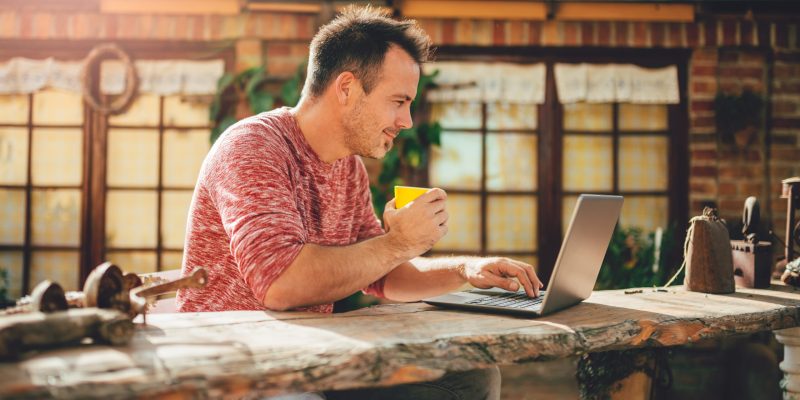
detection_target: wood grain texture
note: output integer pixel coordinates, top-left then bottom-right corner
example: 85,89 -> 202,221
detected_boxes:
2,285 -> 800,399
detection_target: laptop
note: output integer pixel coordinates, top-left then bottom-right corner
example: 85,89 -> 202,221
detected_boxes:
423,194 -> 623,317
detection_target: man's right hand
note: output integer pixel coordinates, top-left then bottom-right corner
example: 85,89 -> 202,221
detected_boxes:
383,188 -> 449,258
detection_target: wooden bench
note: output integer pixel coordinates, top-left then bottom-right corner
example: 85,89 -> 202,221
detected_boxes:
2,283 -> 800,398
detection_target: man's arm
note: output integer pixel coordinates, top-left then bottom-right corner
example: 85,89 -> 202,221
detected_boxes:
263,234 -> 406,311
264,189 -> 449,311
382,256 -> 543,302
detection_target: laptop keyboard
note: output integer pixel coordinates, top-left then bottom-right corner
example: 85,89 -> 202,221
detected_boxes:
465,290 -> 546,309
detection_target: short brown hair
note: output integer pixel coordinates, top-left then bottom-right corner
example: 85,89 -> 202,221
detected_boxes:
303,6 -> 432,98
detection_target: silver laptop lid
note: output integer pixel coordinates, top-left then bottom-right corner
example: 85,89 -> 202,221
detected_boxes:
539,194 -> 623,315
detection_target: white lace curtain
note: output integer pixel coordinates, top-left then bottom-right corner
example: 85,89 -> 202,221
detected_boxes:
425,61 -> 679,105
427,62 -> 546,104
0,57 -> 225,95
555,63 -> 679,104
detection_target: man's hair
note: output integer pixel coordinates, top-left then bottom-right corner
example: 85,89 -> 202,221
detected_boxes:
303,6 -> 432,98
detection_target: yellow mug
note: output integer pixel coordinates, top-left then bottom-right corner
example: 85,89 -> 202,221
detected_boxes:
394,186 -> 430,208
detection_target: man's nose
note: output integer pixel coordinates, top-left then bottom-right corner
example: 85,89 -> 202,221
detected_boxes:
397,106 -> 413,130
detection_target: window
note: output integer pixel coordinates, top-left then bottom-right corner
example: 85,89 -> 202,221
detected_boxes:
428,102 -> 539,268
425,50 -> 688,282
0,89 -> 85,297
104,94 -> 211,275
0,42 -> 233,299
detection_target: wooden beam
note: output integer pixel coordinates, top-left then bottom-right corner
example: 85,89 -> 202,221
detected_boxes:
402,0 -> 548,21
100,0 -> 240,15
247,2 -> 322,14
557,3 -> 695,22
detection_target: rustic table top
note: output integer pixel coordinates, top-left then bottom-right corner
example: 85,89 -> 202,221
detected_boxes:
3,284 -> 800,399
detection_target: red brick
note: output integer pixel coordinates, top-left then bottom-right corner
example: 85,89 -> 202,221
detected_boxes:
54,13 -> 68,37
691,180 -> 717,195
691,100 -> 714,113
757,21 -> 771,47
718,165 -> 763,179
740,21 -> 755,46
739,182 -> 764,195
776,23 -> 790,48
691,116 -> 715,130
705,21 -> 718,46
719,66 -> 764,80
651,22 -> 665,47
268,43 -> 290,56
442,20 -> 455,45
615,22 -> 629,47
774,101 -> 799,116
691,65 -> 716,77
189,16 -> 203,40
633,21 -> 647,47
691,80 -> 717,95
774,81 -> 800,95
564,22 -> 579,45
722,20 -> 737,46
772,134 -> 798,146
774,64 -> 800,79
597,22 -> 610,46
20,11 -> 32,38
692,49 -> 718,64
719,199 -> 743,214
774,117 -> 800,129
528,21 -> 541,45
668,23 -> 682,47
580,22 -> 593,46
691,148 -> 718,160
493,21 -> 505,45
692,165 -> 718,177
687,23 -> 699,47
770,165 -> 800,180
772,147 -> 800,160
719,182 -> 737,196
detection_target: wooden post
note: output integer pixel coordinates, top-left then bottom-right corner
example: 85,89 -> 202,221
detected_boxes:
774,327 -> 800,399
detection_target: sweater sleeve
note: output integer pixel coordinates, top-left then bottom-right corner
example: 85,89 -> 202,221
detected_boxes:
353,159 -> 389,298
205,123 -> 306,304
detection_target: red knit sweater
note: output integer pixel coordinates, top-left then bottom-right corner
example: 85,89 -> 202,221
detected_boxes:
176,108 -> 386,313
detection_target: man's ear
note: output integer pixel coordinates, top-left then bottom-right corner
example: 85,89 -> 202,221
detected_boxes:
333,71 -> 358,105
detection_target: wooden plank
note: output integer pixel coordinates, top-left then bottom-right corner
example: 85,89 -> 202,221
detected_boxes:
402,0 -> 548,21
557,3 -> 695,23
100,0 -> 240,15
1,285 -> 799,398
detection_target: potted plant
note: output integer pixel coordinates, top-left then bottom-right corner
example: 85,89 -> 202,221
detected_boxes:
714,89 -> 765,149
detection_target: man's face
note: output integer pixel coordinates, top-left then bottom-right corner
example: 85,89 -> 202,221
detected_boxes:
342,46 -> 419,159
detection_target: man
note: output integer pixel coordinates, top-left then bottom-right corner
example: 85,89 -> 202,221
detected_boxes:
177,6 -> 542,399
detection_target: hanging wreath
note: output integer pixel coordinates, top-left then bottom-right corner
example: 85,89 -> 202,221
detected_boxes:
81,43 -> 138,115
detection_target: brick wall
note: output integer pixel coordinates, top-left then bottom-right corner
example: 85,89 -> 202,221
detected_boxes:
1,7 -> 799,259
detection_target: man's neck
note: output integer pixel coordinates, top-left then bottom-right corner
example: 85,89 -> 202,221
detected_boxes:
291,96 -> 350,164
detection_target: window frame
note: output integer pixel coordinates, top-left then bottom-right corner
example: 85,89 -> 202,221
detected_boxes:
427,46 -> 690,284
0,39 -> 236,294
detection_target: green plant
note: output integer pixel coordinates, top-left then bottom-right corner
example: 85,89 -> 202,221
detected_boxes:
370,69 -> 441,217
595,225 -> 680,290
714,89 -> 764,145
209,63 -> 306,144
0,268 -> 11,308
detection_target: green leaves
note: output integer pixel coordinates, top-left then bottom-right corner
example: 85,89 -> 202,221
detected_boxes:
209,63 -> 305,145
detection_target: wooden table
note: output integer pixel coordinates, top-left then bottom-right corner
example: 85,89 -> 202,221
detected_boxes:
3,284 -> 800,399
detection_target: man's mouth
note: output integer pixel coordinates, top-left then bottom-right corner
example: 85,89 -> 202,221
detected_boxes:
383,129 -> 398,140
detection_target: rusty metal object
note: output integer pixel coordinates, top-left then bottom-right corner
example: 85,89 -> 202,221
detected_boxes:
129,268 -> 208,318
2,281 -> 69,315
732,197 -> 772,289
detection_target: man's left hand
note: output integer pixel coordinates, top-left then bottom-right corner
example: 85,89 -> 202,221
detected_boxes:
460,257 -> 543,297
